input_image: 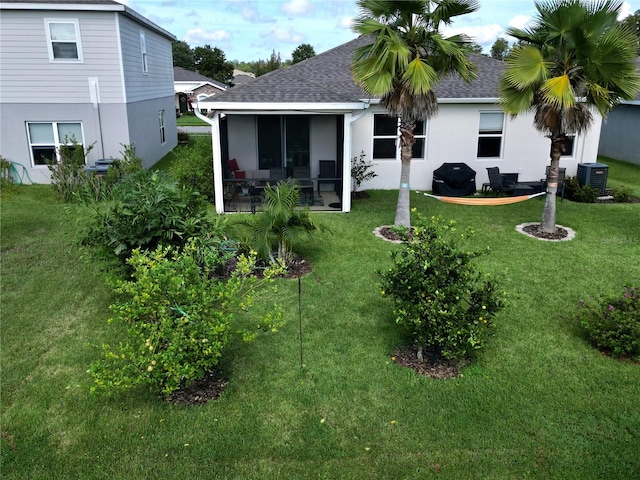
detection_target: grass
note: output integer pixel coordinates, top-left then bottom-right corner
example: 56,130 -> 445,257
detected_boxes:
2,160 -> 640,479
176,112 -> 210,127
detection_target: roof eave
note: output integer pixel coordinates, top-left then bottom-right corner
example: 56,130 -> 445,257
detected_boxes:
194,101 -> 371,112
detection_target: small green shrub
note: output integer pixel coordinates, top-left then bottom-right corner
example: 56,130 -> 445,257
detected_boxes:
171,136 -> 214,201
577,286 -> 640,360
80,170 -> 214,264
612,185 -> 633,203
351,150 -> 377,193
379,213 -> 505,361
89,243 -> 284,396
564,176 -> 599,203
48,137 -> 95,202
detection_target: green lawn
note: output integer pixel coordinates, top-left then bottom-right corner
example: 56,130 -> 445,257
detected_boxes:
2,160 -> 640,479
176,112 -> 210,127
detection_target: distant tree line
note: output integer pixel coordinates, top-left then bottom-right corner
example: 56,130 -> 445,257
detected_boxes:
171,41 -> 316,84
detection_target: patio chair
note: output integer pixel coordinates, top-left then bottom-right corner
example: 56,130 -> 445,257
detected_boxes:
317,160 -> 338,193
486,167 -> 535,196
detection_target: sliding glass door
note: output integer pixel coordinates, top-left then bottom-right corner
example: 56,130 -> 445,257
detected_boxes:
258,115 -> 310,177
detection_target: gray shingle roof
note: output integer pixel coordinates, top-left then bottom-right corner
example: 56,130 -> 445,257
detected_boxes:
207,35 -> 505,104
173,67 -> 227,89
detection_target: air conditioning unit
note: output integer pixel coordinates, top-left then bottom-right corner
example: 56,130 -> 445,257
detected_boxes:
577,163 -> 608,195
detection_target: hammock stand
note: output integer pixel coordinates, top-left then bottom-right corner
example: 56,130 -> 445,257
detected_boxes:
417,190 -> 546,206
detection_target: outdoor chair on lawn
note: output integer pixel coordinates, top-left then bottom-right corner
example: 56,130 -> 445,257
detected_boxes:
486,167 -> 535,196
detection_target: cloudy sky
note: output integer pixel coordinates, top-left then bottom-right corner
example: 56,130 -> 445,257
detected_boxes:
119,0 -> 638,62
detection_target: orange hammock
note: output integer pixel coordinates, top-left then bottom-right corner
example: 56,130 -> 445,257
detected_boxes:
418,191 -> 546,206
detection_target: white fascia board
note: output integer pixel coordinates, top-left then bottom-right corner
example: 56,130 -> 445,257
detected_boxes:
438,98 -> 499,104
0,2 -> 125,11
194,101 -> 368,112
359,97 -> 499,105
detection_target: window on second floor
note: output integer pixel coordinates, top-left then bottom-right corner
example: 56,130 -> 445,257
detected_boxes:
477,112 -> 504,158
140,31 -> 148,73
46,20 -> 82,62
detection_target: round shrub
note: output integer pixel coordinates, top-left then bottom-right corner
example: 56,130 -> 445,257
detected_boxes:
577,286 -> 640,360
379,213 -> 505,361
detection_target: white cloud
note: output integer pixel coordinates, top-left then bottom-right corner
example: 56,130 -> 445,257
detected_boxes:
508,14 -> 533,30
442,24 -> 504,49
618,1 -> 634,20
338,16 -> 354,29
282,0 -> 315,16
260,26 -> 304,44
183,28 -> 231,45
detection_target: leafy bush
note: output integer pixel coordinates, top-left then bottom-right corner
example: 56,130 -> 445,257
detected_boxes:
48,137 -> 95,202
564,176 -> 599,203
171,136 -> 214,201
577,286 -> 640,360
612,185 -> 633,203
80,170 -> 214,264
379,213 -> 505,361
0,156 -> 18,198
351,150 -> 377,193
89,243 -> 284,396
232,180 -> 328,265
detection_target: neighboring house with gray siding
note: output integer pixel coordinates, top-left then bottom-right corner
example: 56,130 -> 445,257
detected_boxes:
598,58 -> 640,166
0,0 -> 177,183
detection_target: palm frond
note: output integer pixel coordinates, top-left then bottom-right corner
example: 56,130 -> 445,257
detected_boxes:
540,74 -> 576,110
432,0 -> 479,26
401,58 -> 439,94
503,46 -> 548,90
498,82 -> 536,115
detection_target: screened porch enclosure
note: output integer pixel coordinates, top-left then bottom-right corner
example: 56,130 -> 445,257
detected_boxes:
221,113 -> 345,212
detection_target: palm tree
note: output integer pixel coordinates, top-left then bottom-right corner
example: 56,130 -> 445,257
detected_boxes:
499,0 -> 640,233
352,0 -> 478,227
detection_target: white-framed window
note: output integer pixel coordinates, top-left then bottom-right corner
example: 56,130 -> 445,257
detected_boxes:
477,111 -> 504,158
555,135 -> 576,157
159,110 -> 166,144
140,31 -> 148,73
45,19 -> 83,62
26,122 -> 84,166
372,114 -> 426,160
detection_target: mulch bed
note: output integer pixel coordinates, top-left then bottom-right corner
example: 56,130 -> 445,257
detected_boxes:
521,224 -> 569,241
392,346 -> 467,379
165,371 -> 229,406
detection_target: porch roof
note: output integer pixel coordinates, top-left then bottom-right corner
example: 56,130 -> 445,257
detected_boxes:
197,35 -> 506,110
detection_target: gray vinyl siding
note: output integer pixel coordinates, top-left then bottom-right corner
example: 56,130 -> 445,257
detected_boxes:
118,14 -> 174,103
125,96 -> 177,168
0,10 -> 124,104
598,105 -> 640,166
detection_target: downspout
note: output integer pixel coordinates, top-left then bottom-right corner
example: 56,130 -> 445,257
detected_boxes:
194,107 -> 224,213
342,102 -> 370,213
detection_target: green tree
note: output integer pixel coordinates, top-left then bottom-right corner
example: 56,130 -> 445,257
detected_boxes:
172,40 -> 194,69
469,42 -> 484,54
352,0 -> 478,228
193,44 -> 234,84
292,43 -> 316,64
499,0 -> 640,233
490,38 -> 510,60
619,9 -> 640,53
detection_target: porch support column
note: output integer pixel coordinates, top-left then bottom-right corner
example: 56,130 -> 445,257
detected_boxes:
210,112 -> 224,214
342,113 -> 352,213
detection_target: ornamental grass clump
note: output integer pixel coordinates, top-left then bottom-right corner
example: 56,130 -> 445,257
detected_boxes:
577,286 -> 640,361
379,213 -> 505,362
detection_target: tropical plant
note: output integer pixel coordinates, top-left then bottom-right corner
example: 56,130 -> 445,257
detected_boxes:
48,137 -> 95,202
379,213 -> 505,361
233,180 -> 328,266
499,0 -> 640,232
352,0 -> 478,227
80,170 -> 214,264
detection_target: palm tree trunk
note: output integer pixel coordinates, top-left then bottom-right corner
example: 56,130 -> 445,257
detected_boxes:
540,136 -> 564,233
394,121 -> 415,228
